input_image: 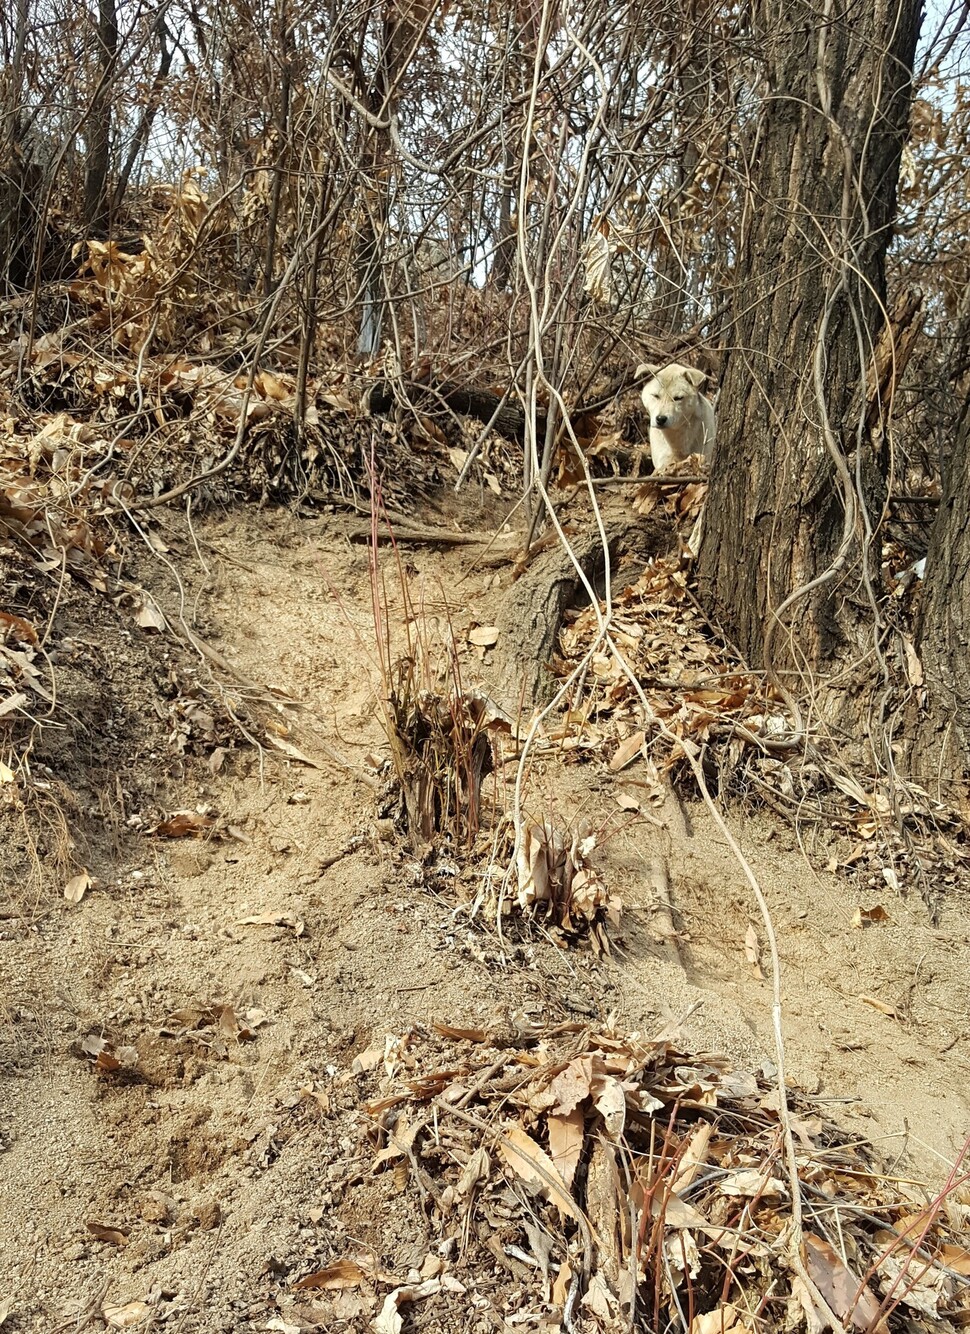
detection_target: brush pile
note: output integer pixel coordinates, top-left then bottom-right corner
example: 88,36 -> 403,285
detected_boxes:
303,1020 -> 970,1334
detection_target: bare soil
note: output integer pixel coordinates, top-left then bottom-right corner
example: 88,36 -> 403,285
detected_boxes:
2,494 -> 969,1332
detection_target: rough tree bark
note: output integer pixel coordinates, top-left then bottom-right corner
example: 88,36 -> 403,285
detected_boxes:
696,0 -> 921,676
913,398 -> 970,787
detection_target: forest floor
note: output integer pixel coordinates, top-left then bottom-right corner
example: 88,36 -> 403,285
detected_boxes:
2,479 -> 970,1333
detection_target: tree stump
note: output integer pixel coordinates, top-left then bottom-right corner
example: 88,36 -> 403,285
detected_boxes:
492,522 -> 633,715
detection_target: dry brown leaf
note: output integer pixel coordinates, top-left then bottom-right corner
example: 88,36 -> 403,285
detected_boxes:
352,1041 -> 386,1073
0,693 -> 28,722
591,1072 -> 627,1140
299,1082 -> 330,1113
134,595 -> 166,632
0,610 -> 39,644
653,1191 -> 717,1233
859,994 -> 899,1019
238,912 -> 304,934
581,1271 -> 618,1322
64,870 -> 94,903
373,1280 -> 440,1334
89,1045 -> 139,1077
690,1306 -> 754,1334
536,1055 -> 595,1115
516,822 -> 553,908
804,1232 -> 888,1333
331,1289 -> 370,1321
293,1258 -> 367,1291
87,1221 -> 129,1246
456,1145 -> 490,1197
672,1123 -> 714,1194
719,1168 -> 786,1198
548,1109 -> 585,1189
373,1111 -> 422,1168
102,1301 -> 153,1329
743,923 -> 765,979
320,390 -> 355,411
432,1022 -> 488,1042
373,1293 -> 403,1334
468,624 -> 499,647
667,1229 -> 702,1282
900,633 -> 923,686
940,1243 -> 970,1275
254,370 -> 288,401
609,729 -> 646,772
790,1273 -> 829,1334
266,734 -> 322,768
155,811 -> 216,838
851,904 -> 891,928
498,1123 -> 579,1220
551,1260 -> 572,1308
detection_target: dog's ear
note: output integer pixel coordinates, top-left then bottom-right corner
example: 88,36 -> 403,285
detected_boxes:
684,367 -> 707,388
635,363 -> 660,380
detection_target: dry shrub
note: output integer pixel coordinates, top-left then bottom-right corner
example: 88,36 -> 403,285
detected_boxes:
514,818 -> 620,950
382,652 -> 502,854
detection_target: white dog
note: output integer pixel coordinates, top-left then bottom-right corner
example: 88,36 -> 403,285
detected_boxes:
636,362 -> 716,472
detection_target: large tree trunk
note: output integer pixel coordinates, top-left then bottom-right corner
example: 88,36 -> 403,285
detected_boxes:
696,0 -> 921,675
913,398 -> 970,788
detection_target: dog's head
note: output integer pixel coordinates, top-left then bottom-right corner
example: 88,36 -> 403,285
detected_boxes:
636,362 -> 707,430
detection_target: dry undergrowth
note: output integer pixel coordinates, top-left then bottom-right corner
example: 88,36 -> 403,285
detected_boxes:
3,237 -> 970,1333
286,1019 -> 970,1334
552,469 -> 968,919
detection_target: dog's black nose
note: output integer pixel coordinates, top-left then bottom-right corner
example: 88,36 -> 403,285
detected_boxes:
654,415 -> 668,428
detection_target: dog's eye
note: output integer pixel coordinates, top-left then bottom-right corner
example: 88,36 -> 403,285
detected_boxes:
673,394 -> 684,401
650,393 -> 660,400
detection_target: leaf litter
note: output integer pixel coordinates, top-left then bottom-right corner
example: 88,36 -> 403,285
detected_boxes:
554,538 -> 968,911
286,1018 -> 970,1333
1,262 -> 967,1334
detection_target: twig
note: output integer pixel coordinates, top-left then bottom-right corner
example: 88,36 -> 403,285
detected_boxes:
336,518 -> 494,546
590,474 -> 708,487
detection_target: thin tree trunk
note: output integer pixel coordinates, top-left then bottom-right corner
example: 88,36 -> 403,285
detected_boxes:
84,0 -> 118,234
112,15 -> 173,211
1,0 -> 34,287
650,49 -> 708,335
262,10 -> 293,301
491,142 -> 516,292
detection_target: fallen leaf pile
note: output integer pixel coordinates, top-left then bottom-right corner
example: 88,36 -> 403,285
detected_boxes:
557,552 -> 790,773
555,551 -> 967,904
0,607 -> 47,737
292,1020 -> 970,1334
159,1002 -> 269,1057
77,1033 -> 140,1076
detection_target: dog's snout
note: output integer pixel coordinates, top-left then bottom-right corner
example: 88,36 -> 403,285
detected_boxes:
654,414 -> 668,428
